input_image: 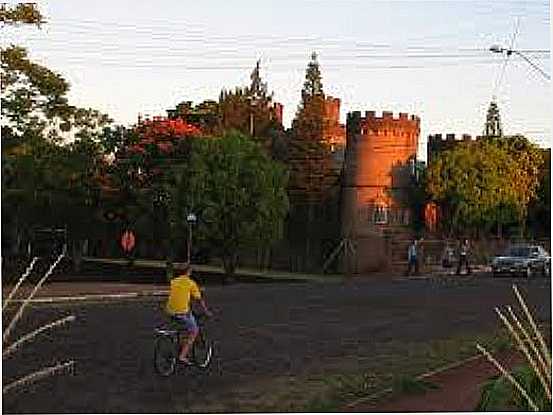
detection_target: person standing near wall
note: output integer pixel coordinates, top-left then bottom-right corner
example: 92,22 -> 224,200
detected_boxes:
456,238 -> 471,275
406,239 -> 419,276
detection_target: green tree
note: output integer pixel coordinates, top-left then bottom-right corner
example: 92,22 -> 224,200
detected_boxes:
526,150 -> 550,237
301,51 -> 324,100
293,51 -> 325,142
102,118 -> 201,261
172,131 -> 289,277
426,137 -> 542,237
218,60 -> 280,141
167,100 -> 221,135
1,10 -> 111,258
288,51 -> 337,206
0,3 -> 44,26
407,161 -> 429,234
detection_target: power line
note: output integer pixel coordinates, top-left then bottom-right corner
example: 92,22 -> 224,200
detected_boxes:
8,18 -> 549,55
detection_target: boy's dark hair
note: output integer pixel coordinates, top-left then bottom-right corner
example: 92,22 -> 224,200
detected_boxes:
179,264 -> 192,276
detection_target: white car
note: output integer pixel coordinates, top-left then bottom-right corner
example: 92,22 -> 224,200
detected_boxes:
491,245 -> 551,278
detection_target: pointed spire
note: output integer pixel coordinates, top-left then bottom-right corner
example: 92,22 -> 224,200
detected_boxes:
484,99 -> 503,138
249,59 -> 268,102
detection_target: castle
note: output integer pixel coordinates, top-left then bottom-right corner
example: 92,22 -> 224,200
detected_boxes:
322,96 -> 346,149
341,111 -> 420,272
166,95 -> 425,273
427,133 -> 476,165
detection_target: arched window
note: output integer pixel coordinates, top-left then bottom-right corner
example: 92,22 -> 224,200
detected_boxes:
372,205 -> 388,224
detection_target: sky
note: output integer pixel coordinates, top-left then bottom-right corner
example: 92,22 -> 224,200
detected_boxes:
3,0 -> 551,160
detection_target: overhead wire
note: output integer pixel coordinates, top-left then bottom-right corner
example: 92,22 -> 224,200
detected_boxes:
3,12 -> 549,144
492,17 -> 520,99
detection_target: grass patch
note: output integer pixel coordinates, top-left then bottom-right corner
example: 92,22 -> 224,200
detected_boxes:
299,329 -> 515,412
188,328 -> 526,413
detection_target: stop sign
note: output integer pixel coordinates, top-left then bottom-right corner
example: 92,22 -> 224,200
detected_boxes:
121,230 -> 136,253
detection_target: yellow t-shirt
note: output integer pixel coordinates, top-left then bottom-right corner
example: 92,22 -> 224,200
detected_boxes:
165,275 -> 202,315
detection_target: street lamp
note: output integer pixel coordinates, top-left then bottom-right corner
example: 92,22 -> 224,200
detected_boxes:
489,45 -> 551,81
186,213 -> 197,264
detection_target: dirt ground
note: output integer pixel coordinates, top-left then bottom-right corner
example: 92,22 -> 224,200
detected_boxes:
2,275 -> 551,413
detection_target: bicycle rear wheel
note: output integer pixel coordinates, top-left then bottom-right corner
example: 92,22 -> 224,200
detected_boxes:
192,330 -> 213,369
154,335 -> 177,376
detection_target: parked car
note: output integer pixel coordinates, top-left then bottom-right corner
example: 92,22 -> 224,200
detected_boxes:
491,244 -> 551,278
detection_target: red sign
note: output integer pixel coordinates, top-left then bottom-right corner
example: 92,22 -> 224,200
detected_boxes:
121,230 -> 136,252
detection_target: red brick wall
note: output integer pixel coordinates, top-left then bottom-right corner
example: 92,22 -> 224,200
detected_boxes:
354,111 -> 419,207
272,102 -> 284,125
323,96 -> 346,147
342,110 -> 420,273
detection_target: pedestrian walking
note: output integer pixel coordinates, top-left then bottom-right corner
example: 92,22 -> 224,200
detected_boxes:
406,239 -> 419,276
456,238 -> 471,275
442,243 -> 455,268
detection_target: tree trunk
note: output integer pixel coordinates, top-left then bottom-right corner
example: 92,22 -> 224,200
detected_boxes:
72,240 -> 82,273
264,247 -> 271,271
222,251 -> 238,284
305,204 -> 314,271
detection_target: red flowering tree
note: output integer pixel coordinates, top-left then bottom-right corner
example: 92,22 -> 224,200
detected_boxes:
114,116 -> 202,189
102,116 -> 202,242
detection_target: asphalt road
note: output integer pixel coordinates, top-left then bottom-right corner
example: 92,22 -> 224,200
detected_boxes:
3,275 -> 551,413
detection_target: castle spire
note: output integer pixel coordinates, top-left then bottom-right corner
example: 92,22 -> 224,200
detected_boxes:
483,99 -> 503,138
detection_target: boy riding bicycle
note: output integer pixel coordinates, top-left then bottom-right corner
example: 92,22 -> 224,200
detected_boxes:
165,264 -> 212,365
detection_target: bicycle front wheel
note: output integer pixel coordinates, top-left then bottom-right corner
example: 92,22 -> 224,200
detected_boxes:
192,331 -> 213,369
154,335 -> 177,376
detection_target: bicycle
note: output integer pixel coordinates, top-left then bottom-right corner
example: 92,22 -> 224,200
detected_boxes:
153,313 -> 213,376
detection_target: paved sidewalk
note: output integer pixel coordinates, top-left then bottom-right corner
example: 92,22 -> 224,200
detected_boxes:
82,257 -> 344,283
2,259 -> 491,304
2,282 -> 169,304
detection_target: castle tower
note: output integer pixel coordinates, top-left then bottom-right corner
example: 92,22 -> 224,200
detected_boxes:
342,111 -> 420,273
427,133 -> 473,165
323,96 -> 346,149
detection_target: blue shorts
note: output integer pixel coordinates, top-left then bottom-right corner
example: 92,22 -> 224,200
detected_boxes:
171,312 -> 198,333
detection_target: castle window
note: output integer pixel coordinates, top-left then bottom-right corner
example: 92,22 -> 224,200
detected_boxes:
372,205 -> 388,224
400,209 -> 411,225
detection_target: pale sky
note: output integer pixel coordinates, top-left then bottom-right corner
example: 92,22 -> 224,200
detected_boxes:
3,0 -> 551,160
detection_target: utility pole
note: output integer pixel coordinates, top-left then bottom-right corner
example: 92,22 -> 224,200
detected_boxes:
490,45 -> 551,81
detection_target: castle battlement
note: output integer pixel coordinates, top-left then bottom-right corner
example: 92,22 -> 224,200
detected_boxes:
348,110 -> 419,122
365,110 -> 419,122
348,111 -> 420,121
347,111 -> 420,137
428,133 -> 473,143
427,133 -> 478,165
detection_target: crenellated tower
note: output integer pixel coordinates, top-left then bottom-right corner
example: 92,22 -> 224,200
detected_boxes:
342,110 -> 420,272
426,133 -> 475,165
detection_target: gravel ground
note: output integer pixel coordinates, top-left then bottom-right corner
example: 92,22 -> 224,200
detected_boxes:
2,275 -> 551,413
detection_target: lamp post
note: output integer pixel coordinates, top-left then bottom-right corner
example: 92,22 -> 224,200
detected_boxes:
489,45 -> 551,81
186,213 -> 197,264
